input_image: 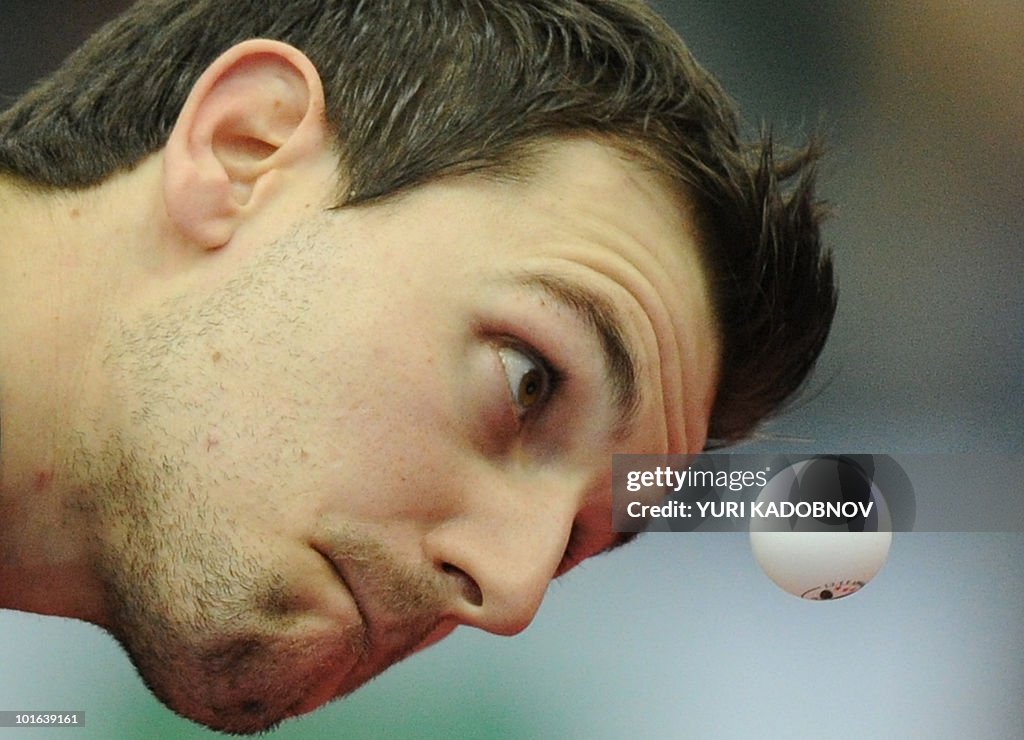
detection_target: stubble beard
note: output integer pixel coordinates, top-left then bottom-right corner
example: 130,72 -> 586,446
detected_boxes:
61,224 -> 450,732
66,433 -> 449,734
69,437 -> 365,733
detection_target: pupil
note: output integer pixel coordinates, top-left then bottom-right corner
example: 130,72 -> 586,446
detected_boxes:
520,370 -> 540,405
819,590 -> 833,600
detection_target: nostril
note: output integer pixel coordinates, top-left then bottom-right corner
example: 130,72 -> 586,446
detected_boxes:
442,562 -> 483,607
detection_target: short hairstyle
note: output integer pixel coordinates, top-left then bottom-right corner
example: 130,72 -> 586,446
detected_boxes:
0,0 -> 836,445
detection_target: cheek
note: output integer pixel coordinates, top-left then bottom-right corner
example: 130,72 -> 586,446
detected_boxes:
302,324 -> 470,524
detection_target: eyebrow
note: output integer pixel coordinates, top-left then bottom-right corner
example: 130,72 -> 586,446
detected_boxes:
510,272 -> 642,439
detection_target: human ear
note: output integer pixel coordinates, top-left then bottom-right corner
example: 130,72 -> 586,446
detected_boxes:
162,39 -> 328,249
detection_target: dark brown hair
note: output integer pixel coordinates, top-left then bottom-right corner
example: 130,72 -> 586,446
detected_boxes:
0,0 -> 836,445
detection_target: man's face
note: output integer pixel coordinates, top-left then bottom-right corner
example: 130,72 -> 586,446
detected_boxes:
75,138 -> 719,732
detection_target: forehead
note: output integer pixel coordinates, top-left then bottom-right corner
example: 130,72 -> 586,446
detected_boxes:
501,138 -> 721,452
331,136 -> 720,453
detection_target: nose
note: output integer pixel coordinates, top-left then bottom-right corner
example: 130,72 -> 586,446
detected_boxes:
423,485 -> 576,636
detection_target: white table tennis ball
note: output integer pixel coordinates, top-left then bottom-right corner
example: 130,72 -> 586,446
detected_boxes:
751,530 -> 892,600
749,458 -> 893,600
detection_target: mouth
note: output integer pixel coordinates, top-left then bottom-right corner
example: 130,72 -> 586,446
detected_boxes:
300,539 -> 459,714
283,545 -> 372,715
314,545 -> 372,640
312,535 -> 454,663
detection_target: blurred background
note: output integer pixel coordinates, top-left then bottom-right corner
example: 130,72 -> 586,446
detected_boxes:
1,1 -> 1021,737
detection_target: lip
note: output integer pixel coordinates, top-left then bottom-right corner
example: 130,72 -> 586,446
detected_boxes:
313,541 -> 447,660
314,544 -> 371,636
308,542 -> 453,707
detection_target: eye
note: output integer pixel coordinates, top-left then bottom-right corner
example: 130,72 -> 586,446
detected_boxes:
497,345 -> 555,415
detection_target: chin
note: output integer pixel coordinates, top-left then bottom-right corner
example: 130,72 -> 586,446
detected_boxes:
182,632 -> 451,733
161,650 -> 419,734
116,614 -> 368,734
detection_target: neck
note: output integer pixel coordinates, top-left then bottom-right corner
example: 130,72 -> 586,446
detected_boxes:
0,175 -> 125,626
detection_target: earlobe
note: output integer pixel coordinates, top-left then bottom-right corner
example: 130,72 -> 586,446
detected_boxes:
162,39 -> 328,249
